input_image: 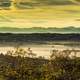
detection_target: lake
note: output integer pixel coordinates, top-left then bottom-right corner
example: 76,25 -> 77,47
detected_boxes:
0,42 -> 80,58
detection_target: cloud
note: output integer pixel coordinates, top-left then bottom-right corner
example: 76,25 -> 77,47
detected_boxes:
16,0 -> 75,8
64,10 -> 80,13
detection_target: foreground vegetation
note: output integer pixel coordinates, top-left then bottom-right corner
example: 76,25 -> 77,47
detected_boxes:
0,47 -> 80,80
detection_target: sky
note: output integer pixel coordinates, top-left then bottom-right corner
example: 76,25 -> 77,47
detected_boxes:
0,0 -> 80,28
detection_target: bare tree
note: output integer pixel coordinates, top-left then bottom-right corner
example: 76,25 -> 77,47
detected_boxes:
27,48 -> 36,58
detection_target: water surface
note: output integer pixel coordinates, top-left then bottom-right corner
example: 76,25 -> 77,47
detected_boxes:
0,42 -> 80,58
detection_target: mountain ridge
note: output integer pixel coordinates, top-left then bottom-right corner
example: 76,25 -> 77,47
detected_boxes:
0,26 -> 80,33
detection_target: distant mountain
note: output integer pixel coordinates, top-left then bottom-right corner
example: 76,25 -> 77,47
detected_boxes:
0,26 -> 80,33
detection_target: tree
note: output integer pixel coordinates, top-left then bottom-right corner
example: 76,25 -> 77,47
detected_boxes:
27,48 -> 36,58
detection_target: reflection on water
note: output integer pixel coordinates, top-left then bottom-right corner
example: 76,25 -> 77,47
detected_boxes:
0,42 -> 80,58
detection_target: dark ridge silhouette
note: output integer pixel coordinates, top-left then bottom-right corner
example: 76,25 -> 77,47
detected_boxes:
0,33 -> 79,43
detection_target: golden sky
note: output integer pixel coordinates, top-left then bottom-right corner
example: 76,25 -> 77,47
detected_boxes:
0,0 -> 80,28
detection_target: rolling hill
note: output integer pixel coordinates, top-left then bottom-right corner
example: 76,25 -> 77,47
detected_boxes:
0,27 -> 79,33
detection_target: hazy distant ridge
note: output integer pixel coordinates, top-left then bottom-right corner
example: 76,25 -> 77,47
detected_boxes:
0,26 -> 80,33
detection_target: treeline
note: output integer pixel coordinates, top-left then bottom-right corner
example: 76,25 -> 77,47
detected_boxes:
0,47 -> 80,80
0,33 -> 80,43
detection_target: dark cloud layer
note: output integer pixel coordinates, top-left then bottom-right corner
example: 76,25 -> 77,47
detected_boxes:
18,0 -> 74,6
0,0 -> 80,9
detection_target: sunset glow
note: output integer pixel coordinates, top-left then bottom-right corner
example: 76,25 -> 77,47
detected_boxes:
0,0 -> 80,28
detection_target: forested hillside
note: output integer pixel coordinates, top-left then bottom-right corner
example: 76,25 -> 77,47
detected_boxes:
0,33 -> 79,43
